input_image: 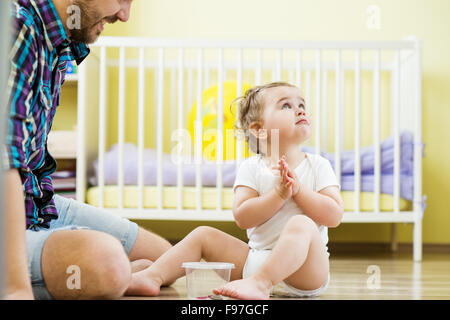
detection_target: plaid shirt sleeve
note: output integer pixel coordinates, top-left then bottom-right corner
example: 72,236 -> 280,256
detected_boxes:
3,8 -> 38,175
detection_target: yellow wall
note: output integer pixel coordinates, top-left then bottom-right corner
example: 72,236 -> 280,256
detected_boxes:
53,83 -> 78,131
58,0 -> 450,244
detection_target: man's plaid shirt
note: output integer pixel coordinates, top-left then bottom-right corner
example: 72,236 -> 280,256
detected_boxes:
4,0 -> 89,229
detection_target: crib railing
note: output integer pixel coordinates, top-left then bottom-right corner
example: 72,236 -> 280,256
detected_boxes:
76,37 -> 423,260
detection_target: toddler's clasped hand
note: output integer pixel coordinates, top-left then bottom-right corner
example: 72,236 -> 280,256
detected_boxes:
273,156 -> 301,200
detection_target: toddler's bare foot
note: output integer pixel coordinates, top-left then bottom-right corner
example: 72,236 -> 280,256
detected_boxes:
125,269 -> 162,296
213,275 -> 272,300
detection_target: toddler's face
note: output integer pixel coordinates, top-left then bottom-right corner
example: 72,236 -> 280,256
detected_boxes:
260,86 -> 312,146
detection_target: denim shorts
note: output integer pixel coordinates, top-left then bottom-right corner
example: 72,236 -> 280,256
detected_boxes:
26,194 -> 139,300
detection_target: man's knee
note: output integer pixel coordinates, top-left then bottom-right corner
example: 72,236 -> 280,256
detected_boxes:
90,233 -> 132,298
43,230 -> 131,299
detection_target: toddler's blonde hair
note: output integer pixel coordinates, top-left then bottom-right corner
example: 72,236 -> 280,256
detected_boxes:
233,81 -> 298,154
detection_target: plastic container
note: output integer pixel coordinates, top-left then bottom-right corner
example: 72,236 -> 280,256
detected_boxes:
182,262 -> 235,300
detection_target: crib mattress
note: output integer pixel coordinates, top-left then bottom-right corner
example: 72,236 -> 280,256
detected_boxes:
86,186 -> 412,212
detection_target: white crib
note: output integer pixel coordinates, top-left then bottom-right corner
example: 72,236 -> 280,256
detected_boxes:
75,37 -> 423,261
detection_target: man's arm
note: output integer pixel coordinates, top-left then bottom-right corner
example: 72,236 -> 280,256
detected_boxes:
2,169 -> 33,299
2,5 -> 42,300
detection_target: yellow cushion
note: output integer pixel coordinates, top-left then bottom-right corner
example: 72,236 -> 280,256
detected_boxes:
86,186 -> 412,211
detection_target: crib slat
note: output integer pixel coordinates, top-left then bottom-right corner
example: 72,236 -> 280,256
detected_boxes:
76,62 -> 87,203
334,50 -> 341,186
169,67 -> 176,135
216,48 -> 224,210
137,47 -> 146,210
187,67 -> 194,118
236,48 -> 244,165
296,49 -> 302,89
195,48 -> 204,211
157,48 -> 164,210
118,46 -> 126,210
315,50 -> 321,155
354,49 -> 361,214
275,49 -> 282,81
373,50 -> 381,214
256,49 -> 262,85
413,41 -> 422,262
177,48 -> 184,211
413,43 -> 422,210
205,66 -> 210,90
288,69 -> 294,85
394,50 -> 400,214
340,70 -> 345,152
305,70 -> 311,147
98,46 -> 107,209
322,70 -> 328,152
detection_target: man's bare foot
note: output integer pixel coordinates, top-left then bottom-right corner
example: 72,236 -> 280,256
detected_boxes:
213,275 -> 272,300
125,269 -> 162,296
131,259 -> 153,273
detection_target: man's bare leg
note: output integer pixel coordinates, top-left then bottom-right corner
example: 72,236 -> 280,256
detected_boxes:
128,226 -> 173,262
41,229 -> 133,299
213,215 -> 329,300
125,226 -> 250,296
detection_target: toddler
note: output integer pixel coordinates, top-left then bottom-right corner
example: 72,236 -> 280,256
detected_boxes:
126,82 -> 344,299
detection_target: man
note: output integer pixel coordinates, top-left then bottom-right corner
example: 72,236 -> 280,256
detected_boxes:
3,0 -> 172,300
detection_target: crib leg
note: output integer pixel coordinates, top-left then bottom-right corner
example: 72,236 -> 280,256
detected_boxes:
413,219 -> 422,262
390,223 -> 398,253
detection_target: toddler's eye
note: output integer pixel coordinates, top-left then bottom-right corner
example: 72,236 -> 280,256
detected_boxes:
282,103 -> 291,109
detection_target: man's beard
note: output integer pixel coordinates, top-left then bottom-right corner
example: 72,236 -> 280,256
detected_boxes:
68,0 -> 102,44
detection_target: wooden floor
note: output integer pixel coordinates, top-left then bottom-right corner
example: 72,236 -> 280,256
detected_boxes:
123,252 -> 450,300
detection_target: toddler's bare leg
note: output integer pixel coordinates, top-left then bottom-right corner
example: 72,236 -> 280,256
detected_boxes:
130,259 -> 153,273
125,226 -> 249,296
214,215 -> 329,299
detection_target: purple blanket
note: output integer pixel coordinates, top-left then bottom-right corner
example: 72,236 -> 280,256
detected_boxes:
91,131 -> 423,202
304,130 -> 420,176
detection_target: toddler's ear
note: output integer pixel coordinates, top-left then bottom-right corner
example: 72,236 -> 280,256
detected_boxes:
248,121 -> 266,139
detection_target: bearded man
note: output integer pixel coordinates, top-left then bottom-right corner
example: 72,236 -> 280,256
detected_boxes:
3,0 -> 172,300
